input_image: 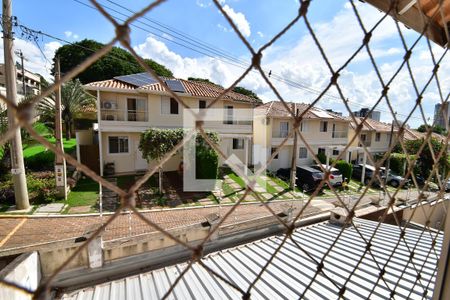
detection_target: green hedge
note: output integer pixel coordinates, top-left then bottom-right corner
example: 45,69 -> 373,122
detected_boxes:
140,128 -> 220,179
335,160 -> 353,181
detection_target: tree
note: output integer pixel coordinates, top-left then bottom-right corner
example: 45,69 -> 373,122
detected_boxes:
37,79 -> 95,140
188,77 -> 223,87
233,86 -> 260,99
395,137 -> 448,179
139,128 -> 219,193
417,124 -> 446,135
53,39 -> 173,83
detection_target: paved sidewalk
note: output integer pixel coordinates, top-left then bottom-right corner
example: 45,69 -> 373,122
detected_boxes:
0,189 -> 432,254
0,200 -> 329,253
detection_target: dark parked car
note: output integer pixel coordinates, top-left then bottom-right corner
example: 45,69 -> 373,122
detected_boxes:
352,164 -> 381,186
276,168 -> 291,181
296,166 -> 324,193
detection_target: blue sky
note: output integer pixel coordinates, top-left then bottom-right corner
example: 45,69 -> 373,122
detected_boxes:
8,0 -> 450,128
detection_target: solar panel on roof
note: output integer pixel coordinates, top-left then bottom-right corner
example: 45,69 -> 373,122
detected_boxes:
114,72 -> 157,87
165,79 -> 185,93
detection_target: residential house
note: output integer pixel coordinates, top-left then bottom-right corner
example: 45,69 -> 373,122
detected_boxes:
83,74 -> 261,175
253,101 -> 350,171
346,117 -> 400,163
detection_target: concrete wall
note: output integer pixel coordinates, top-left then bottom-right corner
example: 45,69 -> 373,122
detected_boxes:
402,198 -> 449,230
0,252 -> 41,300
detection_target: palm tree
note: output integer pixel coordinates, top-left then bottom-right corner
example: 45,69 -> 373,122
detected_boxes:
38,79 -> 95,140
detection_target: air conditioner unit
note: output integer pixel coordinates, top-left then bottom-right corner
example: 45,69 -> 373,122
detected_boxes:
103,101 -> 116,109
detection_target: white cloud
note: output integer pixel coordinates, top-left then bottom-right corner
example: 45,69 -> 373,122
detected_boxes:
257,31 -> 264,38
64,31 -> 79,40
133,3 -> 448,128
196,0 -> 211,8
221,4 -> 251,37
0,38 -> 61,80
217,23 -> 232,33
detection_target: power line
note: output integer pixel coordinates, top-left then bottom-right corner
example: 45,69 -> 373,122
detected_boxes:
72,0 -> 425,122
14,8 -> 425,122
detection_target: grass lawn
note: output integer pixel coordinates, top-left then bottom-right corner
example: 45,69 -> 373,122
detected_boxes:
66,177 -> 99,207
23,137 -> 76,158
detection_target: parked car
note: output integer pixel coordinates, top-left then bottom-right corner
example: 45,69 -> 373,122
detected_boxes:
380,167 -> 411,188
310,164 -> 343,187
446,179 -> 450,192
276,168 -> 291,181
296,166 -> 324,193
352,164 -> 381,186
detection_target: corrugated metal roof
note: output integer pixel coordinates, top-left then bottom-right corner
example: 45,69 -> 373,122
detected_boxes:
60,218 -> 442,300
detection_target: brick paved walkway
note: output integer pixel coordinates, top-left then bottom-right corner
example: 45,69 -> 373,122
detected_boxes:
0,200 -> 326,253
0,189 -> 430,254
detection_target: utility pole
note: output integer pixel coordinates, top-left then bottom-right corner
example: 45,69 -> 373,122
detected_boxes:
385,112 -> 396,182
290,103 -> 298,190
2,0 -> 29,209
14,49 -> 25,95
54,57 -> 67,199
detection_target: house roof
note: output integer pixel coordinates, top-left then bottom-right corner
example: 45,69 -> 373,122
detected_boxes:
60,218 -> 442,300
363,0 -> 449,47
402,127 -> 447,143
84,76 -> 262,105
255,101 -> 349,121
349,117 -> 397,132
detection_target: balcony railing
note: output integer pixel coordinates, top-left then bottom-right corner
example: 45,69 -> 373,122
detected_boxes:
332,131 -> 348,138
100,109 -> 148,122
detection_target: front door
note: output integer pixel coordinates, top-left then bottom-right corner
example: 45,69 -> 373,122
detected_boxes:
134,141 -> 148,171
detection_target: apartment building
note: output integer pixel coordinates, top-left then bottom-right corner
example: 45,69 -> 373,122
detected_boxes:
83,73 -> 261,175
352,107 -> 381,121
434,102 -> 450,129
253,101 -> 350,171
0,63 -> 41,97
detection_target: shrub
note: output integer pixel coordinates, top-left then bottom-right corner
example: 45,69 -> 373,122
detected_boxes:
196,146 -> 219,179
335,160 -> 353,181
317,152 -> 327,164
389,153 -> 406,175
24,150 -> 55,170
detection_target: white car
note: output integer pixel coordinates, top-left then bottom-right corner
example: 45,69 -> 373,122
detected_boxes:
446,179 -> 450,192
311,164 -> 343,187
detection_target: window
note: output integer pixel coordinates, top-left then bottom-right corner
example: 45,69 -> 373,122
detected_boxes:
271,148 -> 279,159
161,97 -> 179,115
318,148 -> 325,155
333,149 -> 340,155
375,132 -> 381,142
360,134 -> 367,141
232,138 -> 244,150
299,147 -> 308,159
280,121 -> 289,137
224,105 -> 234,124
127,98 -> 147,121
108,136 -> 128,154
320,121 -> 328,132
199,100 -> 206,109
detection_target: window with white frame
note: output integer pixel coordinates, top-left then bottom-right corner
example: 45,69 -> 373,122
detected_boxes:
224,105 -> 234,124
333,149 -> 340,155
299,147 -> 308,159
280,121 -> 289,137
320,121 -> 328,132
199,100 -> 207,109
161,97 -> 179,115
375,132 -> 381,142
108,136 -> 129,154
232,138 -> 244,150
